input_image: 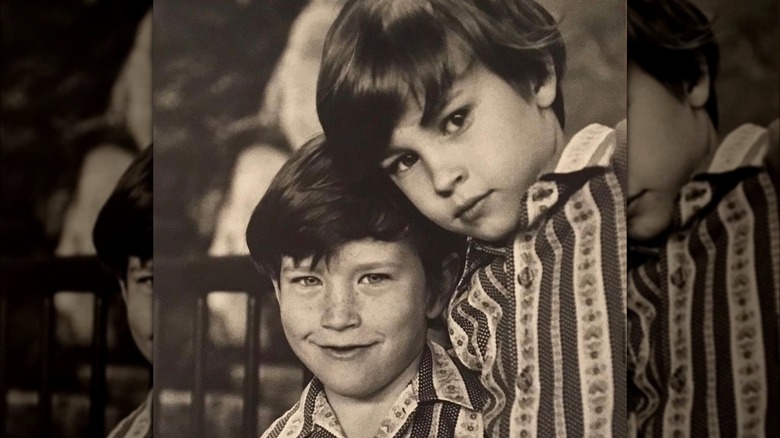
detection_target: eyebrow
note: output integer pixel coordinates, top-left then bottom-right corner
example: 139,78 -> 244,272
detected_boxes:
418,57 -> 477,128
281,260 -> 401,274
383,83 -> 466,158
350,261 -> 401,271
128,265 -> 152,275
419,87 -> 464,128
280,263 -> 314,275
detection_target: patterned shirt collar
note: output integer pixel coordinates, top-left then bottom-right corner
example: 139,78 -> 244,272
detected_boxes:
106,390 -> 152,438
680,124 -> 769,216
631,123 -> 770,258
296,341 -> 484,437
468,123 -> 617,255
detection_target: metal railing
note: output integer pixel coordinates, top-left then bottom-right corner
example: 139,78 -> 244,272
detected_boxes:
0,256 -> 120,437
1,255 -> 308,438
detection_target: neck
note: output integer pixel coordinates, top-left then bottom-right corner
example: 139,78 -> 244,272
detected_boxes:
326,348 -> 423,438
693,116 -> 720,175
542,118 -> 567,175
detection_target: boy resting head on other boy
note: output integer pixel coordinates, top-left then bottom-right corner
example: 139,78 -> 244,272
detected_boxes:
248,135 -> 486,438
316,0 -> 627,436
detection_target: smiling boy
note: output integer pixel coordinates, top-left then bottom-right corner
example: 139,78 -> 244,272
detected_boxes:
93,145 -> 153,438
626,0 -> 779,435
248,135 -> 486,438
316,0 -> 626,436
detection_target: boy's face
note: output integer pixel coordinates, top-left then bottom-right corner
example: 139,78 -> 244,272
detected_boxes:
627,64 -> 711,242
120,256 -> 153,363
381,61 -> 560,243
275,238 -> 447,400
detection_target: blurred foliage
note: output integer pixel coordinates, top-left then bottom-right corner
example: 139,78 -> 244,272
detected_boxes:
1,0 -> 151,255
154,0 -> 307,254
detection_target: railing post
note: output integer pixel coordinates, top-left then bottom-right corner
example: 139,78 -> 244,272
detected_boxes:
191,294 -> 208,436
0,295 -> 7,437
242,291 -> 261,438
152,296 -> 161,437
39,294 -> 55,437
88,293 -> 108,437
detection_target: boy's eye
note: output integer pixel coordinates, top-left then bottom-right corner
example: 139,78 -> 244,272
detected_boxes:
385,153 -> 419,175
359,273 -> 390,285
442,107 -> 472,134
131,274 -> 153,287
292,276 -> 322,287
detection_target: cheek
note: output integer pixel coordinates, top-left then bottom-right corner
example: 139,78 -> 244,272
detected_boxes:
377,286 -> 429,329
126,294 -> 152,335
395,177 -> 449,222
278,297 -> 313,337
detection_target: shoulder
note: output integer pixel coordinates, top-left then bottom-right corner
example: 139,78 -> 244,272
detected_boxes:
260,401 -> 305,438
106,392 -> 152,438
260,378 -> 324,438
766,119 -> 779,185
554,123 -> 618,174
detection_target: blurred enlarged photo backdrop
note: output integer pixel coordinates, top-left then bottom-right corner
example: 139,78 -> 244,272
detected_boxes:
626,0 -> 779,435
1,1 -> 151,437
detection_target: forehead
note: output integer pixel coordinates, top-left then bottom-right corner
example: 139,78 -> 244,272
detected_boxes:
280,238 -> 420,272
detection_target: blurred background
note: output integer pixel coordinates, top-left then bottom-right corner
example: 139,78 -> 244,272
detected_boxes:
153,0 -> 626,436
1,0 -> 151,436
692,0 -> 779,134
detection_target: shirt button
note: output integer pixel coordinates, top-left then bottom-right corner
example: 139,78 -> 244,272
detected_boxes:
517,267 -> 534,288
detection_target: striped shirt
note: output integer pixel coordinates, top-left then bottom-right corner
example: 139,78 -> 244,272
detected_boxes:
627,124 -> 780,437
260,341 -> 486,438
106,390 -> 152,438
447,124 -> 627,437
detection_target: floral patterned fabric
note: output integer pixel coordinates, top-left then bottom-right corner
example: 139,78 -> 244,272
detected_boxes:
627,124 -> 780,437
448,124 -> 627,437
260,341 -> 486,438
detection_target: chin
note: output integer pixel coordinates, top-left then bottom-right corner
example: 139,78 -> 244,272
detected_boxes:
628,216 -> 672,244
321,376 -> 380,399
471,223 -> 514,244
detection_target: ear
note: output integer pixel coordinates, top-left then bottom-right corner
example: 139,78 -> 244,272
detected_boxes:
426,252 -> 461,319
271,278 -> 282,303
534,56 -> 557,109
119,278 -> 128,303
688,58 -> 710,109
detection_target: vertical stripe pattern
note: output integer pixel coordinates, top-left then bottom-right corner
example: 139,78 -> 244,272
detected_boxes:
628,124 -> 780,437
448,124 -> 626,437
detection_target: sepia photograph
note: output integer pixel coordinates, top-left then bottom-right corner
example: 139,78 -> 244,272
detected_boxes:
2,0 -> 777,436
0,0 -> 152,437
154,0 -> 626,436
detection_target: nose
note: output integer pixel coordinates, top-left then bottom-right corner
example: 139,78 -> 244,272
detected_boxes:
320,285 -> 360,331
428,157 -> 467,197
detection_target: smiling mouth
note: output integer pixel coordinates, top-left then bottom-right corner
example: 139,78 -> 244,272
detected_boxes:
318,344 -> 376,360
455,192 -> 492,220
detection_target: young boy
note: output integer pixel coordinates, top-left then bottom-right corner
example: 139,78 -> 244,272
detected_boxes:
315,0 -> 626,436
626,0 -> 779,435
92,145 -> 153,438
248,135 -> 486,438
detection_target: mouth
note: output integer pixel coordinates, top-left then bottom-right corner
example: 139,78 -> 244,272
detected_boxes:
454,191 -> 492,221
317,343 -> 376,360
627,190 -> 647,208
